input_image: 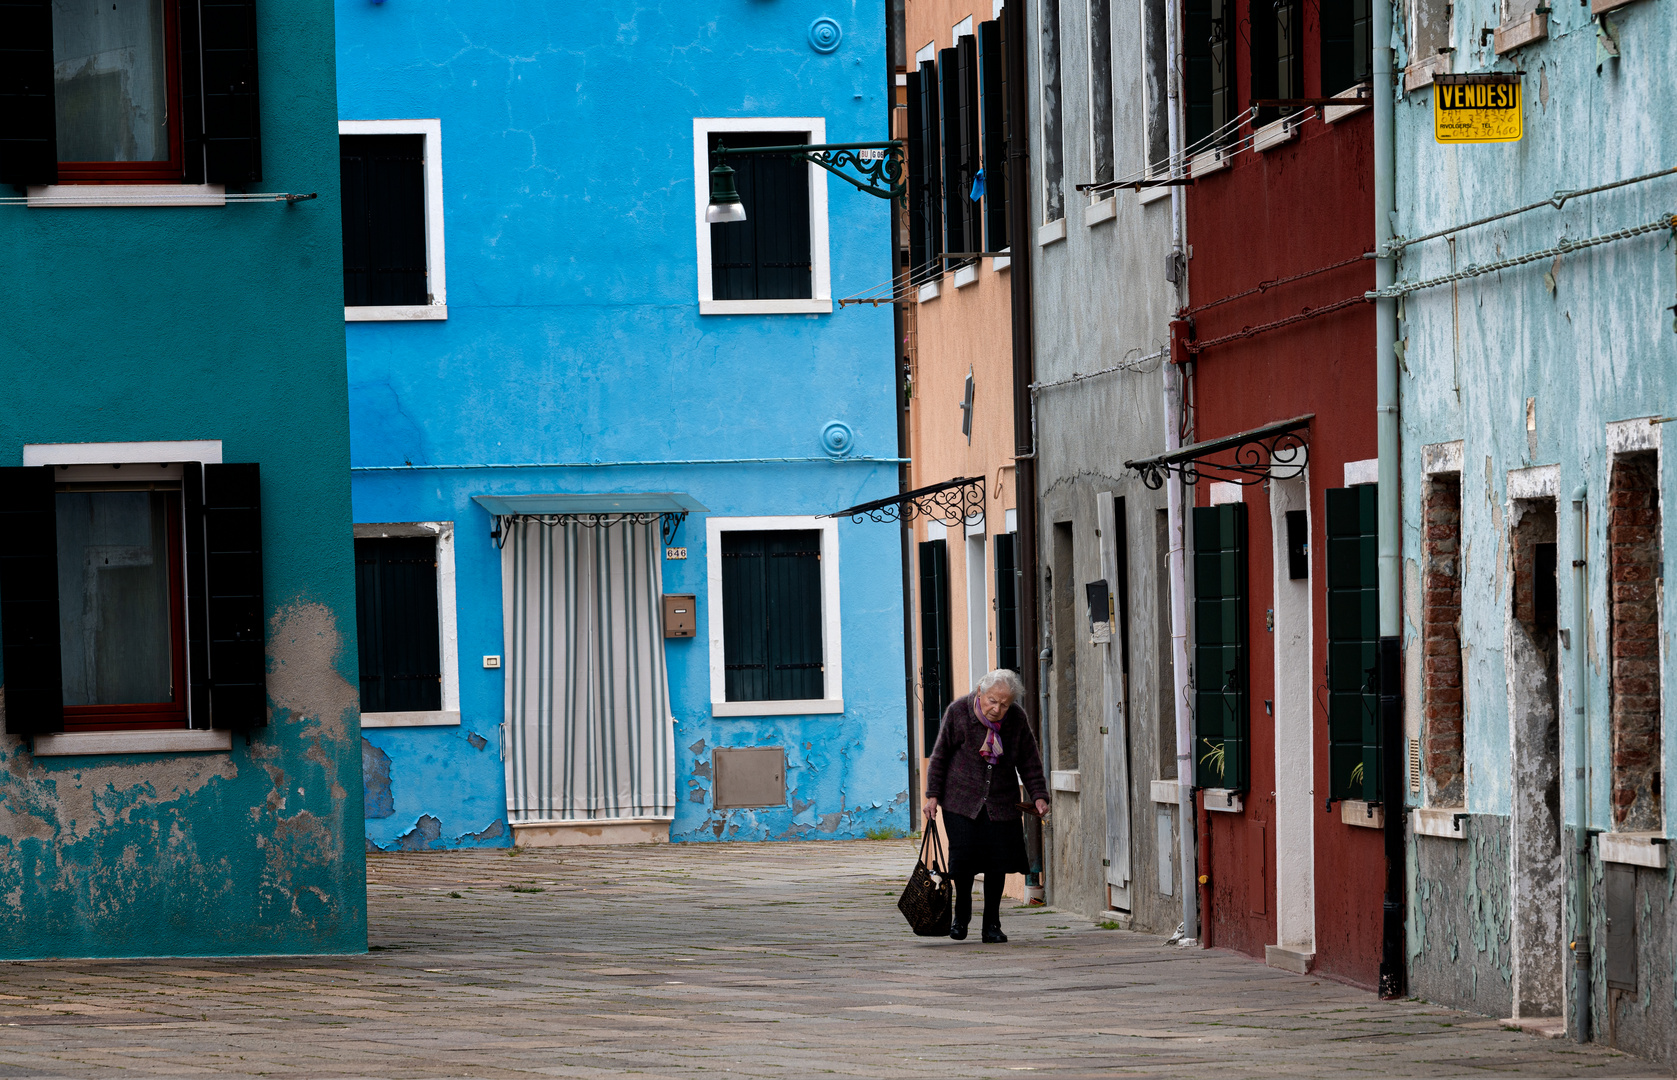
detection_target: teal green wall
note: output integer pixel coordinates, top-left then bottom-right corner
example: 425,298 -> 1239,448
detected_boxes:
0,0 -> 365,958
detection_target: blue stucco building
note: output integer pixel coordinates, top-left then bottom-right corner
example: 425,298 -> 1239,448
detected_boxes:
0,0 -> 365,956
1392,0 -> 1677,1056
334,2 -> 910,849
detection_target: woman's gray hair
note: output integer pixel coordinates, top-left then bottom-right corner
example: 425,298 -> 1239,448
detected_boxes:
975,668 -> 1027,704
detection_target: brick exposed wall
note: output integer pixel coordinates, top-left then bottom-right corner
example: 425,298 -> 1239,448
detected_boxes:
1609,452 -> 1662,831
1423,474 -> 1464,805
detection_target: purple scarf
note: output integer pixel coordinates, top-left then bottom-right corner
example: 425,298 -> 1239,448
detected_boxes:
972,695 -> 1004,764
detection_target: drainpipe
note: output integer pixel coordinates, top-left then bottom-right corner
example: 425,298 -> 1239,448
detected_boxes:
1004,0 -> 1045,876
1570,486 -> 1592,1042
1373,0 -> 1406,1001
1162,0 -> 1199,943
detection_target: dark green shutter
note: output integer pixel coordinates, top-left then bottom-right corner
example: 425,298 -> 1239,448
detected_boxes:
0,465 -> 63,734
1326,485 -> 1380,801
916,59 -> 944,277
918,538 -> 953,747
340,135 -> 428,307
994,532 -> 1019,674
180,0 -> 263,184
710,132 -> 813,302
721,530 -> 822,703
978,17 -> 1008,251
1192,503 -> 1247,791
354,538 -> 442,714
906,69 -> 930,277
188,463 -> 267,730
956,34 -> 981,254
0,0 -> 58,185
938,47 -> 965,257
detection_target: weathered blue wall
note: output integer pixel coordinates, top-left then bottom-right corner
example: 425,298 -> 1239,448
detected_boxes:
336,1 -> 910,847
1394,0 -> 1676,1050
0,0 -> 365,957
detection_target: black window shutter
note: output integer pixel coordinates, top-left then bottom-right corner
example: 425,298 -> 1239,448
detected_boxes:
354,537 -> 442,713
721,532 -> 768,702
340,134 -> 428,307
938,47 -> 965,257
1185,0 -> 1232,146
956,34 -> 980,256
180,0 -> 262,184
916,59 -> 944,277
0,0 -> 58,186
978,18 -> 1008,252
1192,503 -> 1247,791
764,532 -> 823,702
1326,485 -> 1381,801
709,131 -> 812,302
187,463 -> 267,729
906,70 -> 929,278
1321,0 -> 1372,96
994,532 -> 1019,674
918,538 -> 953,748
0,466 -> 63,734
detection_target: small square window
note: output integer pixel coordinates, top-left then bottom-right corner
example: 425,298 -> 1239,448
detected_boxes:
352,523 -> 461,728
338,120 -> 447,321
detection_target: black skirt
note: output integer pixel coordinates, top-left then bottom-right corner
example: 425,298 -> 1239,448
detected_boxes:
942,806 -> 1030,879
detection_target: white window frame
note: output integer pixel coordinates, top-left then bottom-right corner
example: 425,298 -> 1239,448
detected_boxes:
353,521 -> 461,728
692,117 -> 832,315
338,119 -> 448,322
705,515 -> 843,716
22,440 -> 234,757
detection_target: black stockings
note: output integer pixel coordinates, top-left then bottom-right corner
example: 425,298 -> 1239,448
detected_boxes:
954,873 -> 1005,928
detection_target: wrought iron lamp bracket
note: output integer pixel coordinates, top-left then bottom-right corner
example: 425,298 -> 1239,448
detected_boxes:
823,475 -> 986,526
713,141 -> 907,205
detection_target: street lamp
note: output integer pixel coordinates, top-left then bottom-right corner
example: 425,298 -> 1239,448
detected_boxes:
705,139 -> 907,223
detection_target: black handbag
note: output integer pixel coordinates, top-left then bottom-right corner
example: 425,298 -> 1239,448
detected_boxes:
897,827 -> 953,936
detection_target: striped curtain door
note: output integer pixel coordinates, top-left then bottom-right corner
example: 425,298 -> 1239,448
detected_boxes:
501,519 -> 675,824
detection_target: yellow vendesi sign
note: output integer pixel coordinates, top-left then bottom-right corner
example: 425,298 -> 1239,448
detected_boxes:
1434,75 -> 1522,143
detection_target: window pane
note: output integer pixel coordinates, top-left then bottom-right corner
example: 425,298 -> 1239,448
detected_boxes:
52,0 -> 170,163
56,491 -> 173,706
709,131 -> 812,302
340,135 -> 429,307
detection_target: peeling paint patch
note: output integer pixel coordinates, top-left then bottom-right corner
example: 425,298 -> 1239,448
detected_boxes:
396,815 -> 444,851
459,818 -> 506,843
466,732 -> 487,750
362,739 -> 394,819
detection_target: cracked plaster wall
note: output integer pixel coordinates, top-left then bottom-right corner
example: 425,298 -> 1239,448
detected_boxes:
337,3 -> 908,846
1394,0 -> 1677,1041
0,0 -> 364,953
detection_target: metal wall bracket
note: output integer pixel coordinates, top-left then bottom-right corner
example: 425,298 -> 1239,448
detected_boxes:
823,475 -> 986,526
1125,414 -> 1312,490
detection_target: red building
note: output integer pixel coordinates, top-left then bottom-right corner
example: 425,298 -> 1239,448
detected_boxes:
1167,3 -> 1383,987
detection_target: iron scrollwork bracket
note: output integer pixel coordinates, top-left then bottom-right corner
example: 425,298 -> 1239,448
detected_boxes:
824,475 -> 986,527
491,511 -> 688,550
1129,422 -> 1310,491
714,141 -> 907,205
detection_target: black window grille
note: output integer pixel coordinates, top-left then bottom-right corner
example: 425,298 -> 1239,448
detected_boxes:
1185,0 -> 1233,148
354,537 -> 443,714
1252,0 -> 1303,128
721,530 -> 824,702
709,131 -> 813,301
340,134 -> 429,307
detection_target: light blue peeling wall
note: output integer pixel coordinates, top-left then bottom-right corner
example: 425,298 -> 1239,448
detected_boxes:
1395,0 -> 1677,826
337,2 -> 909,847
0,0 -> 365,957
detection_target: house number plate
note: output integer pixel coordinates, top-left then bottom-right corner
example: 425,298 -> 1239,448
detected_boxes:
666,547 -> 688,560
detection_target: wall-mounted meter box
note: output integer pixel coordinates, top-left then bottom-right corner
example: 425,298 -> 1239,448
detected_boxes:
663,594 -> 697,638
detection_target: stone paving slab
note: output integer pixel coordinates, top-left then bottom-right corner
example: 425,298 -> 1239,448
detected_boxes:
0,839 -> 1664,1078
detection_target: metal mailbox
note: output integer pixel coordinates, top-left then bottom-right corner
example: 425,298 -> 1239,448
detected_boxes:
663,594 -> 696,638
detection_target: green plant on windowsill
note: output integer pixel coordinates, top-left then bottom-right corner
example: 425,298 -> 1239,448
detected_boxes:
1199,738 -> 1226,781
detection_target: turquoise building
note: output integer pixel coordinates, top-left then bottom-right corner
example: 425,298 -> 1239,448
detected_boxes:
334,3 -> 910,849
1392,0 -> 1677,1056
0,0 -> 365,956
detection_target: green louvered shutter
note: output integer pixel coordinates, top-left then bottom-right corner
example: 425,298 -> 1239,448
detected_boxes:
1192,503 -> 1248,791
1326,485 -> 1381,801
918,539 -> 954,748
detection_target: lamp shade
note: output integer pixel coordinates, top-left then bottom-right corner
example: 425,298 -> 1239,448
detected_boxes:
706,160 -> 746,223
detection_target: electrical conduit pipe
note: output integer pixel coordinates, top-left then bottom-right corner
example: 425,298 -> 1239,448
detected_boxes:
1571,487 -> 1592,1041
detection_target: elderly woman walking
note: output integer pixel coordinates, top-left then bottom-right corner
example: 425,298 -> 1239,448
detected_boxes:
922,668 -> 1050,943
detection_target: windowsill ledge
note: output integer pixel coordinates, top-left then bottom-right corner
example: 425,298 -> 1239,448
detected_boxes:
346,304 -> 448,322
1254,117 -> 1301,153
1411,805 -> 1468,839
1598,831 -> 1669,869
1051,769 -> 1081,792
26,184 -> 226,208
1405,53 -> 1453,93
1150,778 -> 1182,803
711,698 -> 843,717
362,710 -> 462,728
989,248 -> 1012,272
1138,181 -> 1173,206
1189,149 -> 1229,179
1592,0 -> 1641,14
1036,218 -> 1067,246
917,280 -> 942,303
33,729 -> 233,756
699,299 -> 834,316
1494,11 -> 1547,54
1084,196 -> 1117,226
953,263 -> 980,288
1325,85 -> 1373,123
1204,788 -> 1243,813
1342,799 -> 1385,829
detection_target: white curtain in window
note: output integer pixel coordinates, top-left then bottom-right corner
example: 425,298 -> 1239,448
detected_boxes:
502,519 -> 675,823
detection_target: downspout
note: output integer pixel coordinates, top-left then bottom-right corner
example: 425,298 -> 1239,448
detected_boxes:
1162,0 -> 1199,943
887,0 -> 919,821
1373,0 -> 1405,1000
1005,0 -> 1046,886
1570,486 -> 1592,1042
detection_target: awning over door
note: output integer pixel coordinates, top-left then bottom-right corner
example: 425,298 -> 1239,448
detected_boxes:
473,491 -> 708,546
1124,414 -> 1313,490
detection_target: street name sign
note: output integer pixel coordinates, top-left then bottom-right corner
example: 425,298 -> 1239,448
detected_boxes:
1434,73 -> 1522,143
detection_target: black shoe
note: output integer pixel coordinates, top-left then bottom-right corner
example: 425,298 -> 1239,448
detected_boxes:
981,923 -> 1008,944
949,922 -> 968,940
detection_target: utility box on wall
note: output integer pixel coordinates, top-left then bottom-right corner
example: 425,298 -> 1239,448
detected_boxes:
712,747 -> 786,808
663,594 -> 696,638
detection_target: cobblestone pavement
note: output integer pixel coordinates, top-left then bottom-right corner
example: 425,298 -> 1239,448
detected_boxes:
0,839 -> 1664,1078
